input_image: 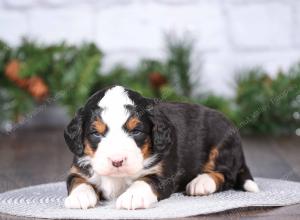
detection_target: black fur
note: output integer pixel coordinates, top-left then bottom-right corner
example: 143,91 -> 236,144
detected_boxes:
64,108 -> 85,156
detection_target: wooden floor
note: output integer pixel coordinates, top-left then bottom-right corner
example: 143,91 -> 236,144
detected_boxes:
0,128 -> 300,220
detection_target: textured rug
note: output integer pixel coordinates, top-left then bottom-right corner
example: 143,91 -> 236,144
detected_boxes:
0,178 -> 300,219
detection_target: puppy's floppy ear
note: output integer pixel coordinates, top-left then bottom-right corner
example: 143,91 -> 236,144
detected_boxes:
64,108 -> 85,156
147,106 -> 176,152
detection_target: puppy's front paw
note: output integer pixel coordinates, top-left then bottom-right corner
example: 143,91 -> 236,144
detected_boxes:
64,183 -> 98,209
116,181 -> 157,210
186,174 -> 216,196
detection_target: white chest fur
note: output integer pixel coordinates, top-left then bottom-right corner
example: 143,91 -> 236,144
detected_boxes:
88,173 -> 133,200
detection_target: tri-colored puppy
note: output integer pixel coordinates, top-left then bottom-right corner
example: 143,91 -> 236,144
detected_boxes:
64,85 -> 259,210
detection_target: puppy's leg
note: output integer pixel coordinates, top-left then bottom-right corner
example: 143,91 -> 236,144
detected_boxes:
116,180 -> 157,210
116,174 -> 175,210
236,163 -> 259,192
186,173 -> 222,196
65,172 -> 99,209
186,147 -> 225,196
186,136 -> 259,196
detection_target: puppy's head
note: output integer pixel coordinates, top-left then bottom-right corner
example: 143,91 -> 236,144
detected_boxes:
64,86 -> 174,178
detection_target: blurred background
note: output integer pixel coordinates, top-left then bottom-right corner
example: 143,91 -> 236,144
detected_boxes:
1,0 -> 300,136
0,1 -> 300,216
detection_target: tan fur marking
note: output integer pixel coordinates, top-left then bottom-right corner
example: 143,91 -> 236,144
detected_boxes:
84,140 -> 95,157
69,166 -> 85,185
208,172 -> 224,188
93,117 -> 107,135
126,116 -> 140,131
202,147 -> 219,173
141,138 -> 151,159
70,166 -> 80,174
68,166 -> 98,197
69,175 -> 87,194
202,147 -> 224,189
72,177 -> 86,188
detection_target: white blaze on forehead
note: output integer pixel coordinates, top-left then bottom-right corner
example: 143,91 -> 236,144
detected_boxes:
92,86 -> 144,177
98,86 -> 134,127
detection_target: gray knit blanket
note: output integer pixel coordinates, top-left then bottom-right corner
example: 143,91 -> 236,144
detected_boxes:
0,178 -> 300,219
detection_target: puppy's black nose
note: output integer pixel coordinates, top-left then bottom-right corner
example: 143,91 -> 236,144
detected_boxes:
112,160 -> 123,168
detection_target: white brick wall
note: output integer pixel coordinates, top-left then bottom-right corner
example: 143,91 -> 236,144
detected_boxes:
0,0 -> 299,96
228,2 -> 293,50
29,6 -> 95,43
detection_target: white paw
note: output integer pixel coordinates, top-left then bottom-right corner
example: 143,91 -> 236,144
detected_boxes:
116,181 -> 157,210
64,183 -> 98,209
186,174 -> 216,196
243,179 -> 259,193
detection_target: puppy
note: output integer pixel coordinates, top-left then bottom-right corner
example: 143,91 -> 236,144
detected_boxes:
64,85 -> 259,210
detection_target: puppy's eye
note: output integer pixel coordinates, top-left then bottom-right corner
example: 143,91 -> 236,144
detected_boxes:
90,131 -> 101,138
130,129 -> 142,136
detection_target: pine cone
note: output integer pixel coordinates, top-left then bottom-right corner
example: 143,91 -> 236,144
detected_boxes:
149,72 -> 167,89
5,59 -> 49,101
27,76 -> 49,101
5,60 -> 28,88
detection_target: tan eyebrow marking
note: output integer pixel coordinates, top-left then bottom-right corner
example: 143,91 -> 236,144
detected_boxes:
92,117 -> 107,134
125,116 -> 141,131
